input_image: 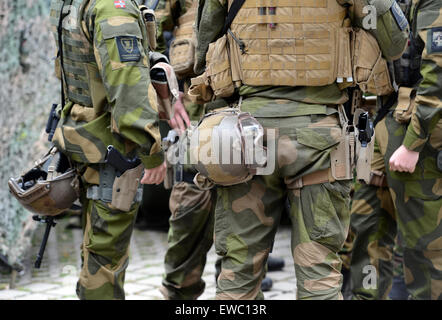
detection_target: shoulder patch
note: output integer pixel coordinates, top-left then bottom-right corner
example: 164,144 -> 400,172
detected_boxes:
391,1 -> 408,31
114,0 -> 126,9
429,27 -> 442,53
116,36 -> 141,62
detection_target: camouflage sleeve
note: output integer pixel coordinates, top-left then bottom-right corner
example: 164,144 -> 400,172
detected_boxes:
155,0 -> 185,54
194,0 -> 226,75
402,0 -> 442,152
89,1 -> 164,169
341,0 -> 409,60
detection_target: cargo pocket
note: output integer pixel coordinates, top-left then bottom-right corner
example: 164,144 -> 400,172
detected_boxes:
99,19 -> 148,70
294,126 -> 342,176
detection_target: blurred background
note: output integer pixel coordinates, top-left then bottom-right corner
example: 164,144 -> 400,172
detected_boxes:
0,0 -> 58,274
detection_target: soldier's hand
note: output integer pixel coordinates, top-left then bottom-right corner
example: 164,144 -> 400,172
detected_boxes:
169,92 -> 190,134
141,161 -> 167,185
389,145 -> 419,173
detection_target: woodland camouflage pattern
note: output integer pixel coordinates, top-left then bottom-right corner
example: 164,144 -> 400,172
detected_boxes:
350,0 -> 442,300
152,0 -> 217,300
50,0 -> 163,170
195,0 -> 409,299
49,0 -> 163,299
160,182 -> 216,299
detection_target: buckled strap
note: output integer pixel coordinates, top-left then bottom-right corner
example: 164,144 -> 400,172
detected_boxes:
369,170 -> 388,187
290,168 -> 335,189
86,186 -> 143,203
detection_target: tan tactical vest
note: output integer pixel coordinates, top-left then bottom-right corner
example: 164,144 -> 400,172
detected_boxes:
227,0 -> 351,87
169,0 -> 198,78
50,0 -> 95,107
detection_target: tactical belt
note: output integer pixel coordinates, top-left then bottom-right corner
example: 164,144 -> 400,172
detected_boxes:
290,168 -> 335,189
86,163 -> 143,204
86,186 -> 143,203
369,170 -> 388,187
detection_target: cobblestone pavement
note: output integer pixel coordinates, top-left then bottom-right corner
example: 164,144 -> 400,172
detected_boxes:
0,217 -> 296,300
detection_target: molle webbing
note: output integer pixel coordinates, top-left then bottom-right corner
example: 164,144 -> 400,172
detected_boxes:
227,0 -> 349,87
175,0 -> 197,38
50,0 -> 95,107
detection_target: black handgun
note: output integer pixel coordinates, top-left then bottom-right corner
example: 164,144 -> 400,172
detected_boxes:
45,103 -> 60,142
357,112 -> 374,148
105,145 -> 141,177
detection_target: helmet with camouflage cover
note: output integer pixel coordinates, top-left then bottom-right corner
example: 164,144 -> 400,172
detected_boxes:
189,108 -> 267,187
8,146 -> 79,216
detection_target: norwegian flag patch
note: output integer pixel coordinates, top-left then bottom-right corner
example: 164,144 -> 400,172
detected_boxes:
114,0 -> 126,8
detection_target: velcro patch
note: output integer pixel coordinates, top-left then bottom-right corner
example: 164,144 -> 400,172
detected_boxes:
391,1 -> 408,31
430,27 -> 442,53
116,36 -> 141,62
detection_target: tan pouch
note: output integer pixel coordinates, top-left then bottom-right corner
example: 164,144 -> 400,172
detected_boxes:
139,6 -> 157,51
330,106 -> 355,180
393,86 -> 415,123
170,38 -> 195,78
188,73 -> 213,104
336,25 -> 354,89
111,163 -> 143,212
206,34 -> 235,99
352,28 -> 394,96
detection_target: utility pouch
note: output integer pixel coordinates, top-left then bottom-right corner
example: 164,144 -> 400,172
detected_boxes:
205,34 -> 235,99
330,131 -> 355,180
352,28 -> 394,96
330,106 -> 355,180
170,38 -> 195,78
188,73 -> 214,104
111,163 -> 143,212
140,5 -> 157,50
393,86 -> 415,123
337,25 -> 354,89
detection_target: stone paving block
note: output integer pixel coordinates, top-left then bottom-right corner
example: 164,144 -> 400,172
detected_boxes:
270,292 -> 296,300
123,283 -> 152,295
137,276 -> 163,287
45,286 -> 77,297
0,289 -> 28,300
272,281 -> 296,293
23,282 -> 60,293
16,293 -> 58,300
137,288 -> 164,300
266,271 -> 292,281
124,272 -> 147,282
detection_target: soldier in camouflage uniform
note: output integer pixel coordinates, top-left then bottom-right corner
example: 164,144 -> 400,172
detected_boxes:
151,0 -> 217,300
194,0 -> 409,299
49,0 -> 166,299
350,0 -> 442,300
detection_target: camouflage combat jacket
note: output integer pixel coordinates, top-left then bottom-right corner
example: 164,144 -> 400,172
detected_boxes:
194,0 -> 410,118
401,0 -> 442,153
50,0 -> 164,169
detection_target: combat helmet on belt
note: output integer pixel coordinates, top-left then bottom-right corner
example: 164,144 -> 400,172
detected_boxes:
189,108 -> 267,187
8,146 -> 79,216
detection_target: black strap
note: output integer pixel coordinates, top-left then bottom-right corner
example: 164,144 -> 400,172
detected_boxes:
57,0 -> 73,107
373,91 -> 399,127
221,0 -> 246,35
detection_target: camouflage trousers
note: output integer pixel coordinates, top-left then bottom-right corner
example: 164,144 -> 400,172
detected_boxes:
215,114 -> 352,300
160,180 -> 216,299
350,112 -> 442,300
76,166 -> 139,300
